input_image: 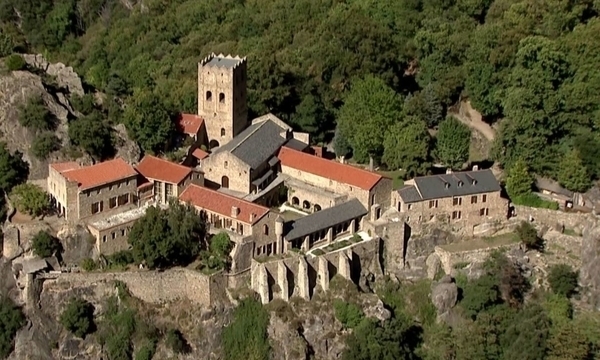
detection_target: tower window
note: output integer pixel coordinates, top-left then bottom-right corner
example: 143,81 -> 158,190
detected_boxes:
221,128 -> 225,136
206,91 -> 212,101
219,93 -> 225,103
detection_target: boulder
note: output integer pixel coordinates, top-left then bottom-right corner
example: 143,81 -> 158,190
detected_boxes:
363,299 -> 392,322
431,276 -> 458,317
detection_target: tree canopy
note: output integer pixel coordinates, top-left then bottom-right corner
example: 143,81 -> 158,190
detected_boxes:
10,183 -> 50,217
434,117 -> 471,170
127,203 -> 206,269
0,143 -> 29,193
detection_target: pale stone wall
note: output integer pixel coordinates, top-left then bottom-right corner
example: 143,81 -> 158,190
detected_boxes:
286,181 -> 346,212
202,151 -> 251,193
49,268 -> 224,307
187,202 -> 254,237
371,178 -> 393,214
77,176 -> 138,220
398,191 -> 507,230
197,56 -> 248,146
513,205 -> 597,231
252,212 -> 278,253
88,221 -> 134,255
434,243 -> 520,275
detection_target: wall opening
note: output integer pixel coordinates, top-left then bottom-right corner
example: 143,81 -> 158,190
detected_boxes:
220,128 -> 226,136
292,197 -> 299,206
221,176 -> 229,188
209,140 -> 220,149
206,91 -> 212,101
302,200 -> 310,210
314,204 -> 322,212
219,93 -> 225,103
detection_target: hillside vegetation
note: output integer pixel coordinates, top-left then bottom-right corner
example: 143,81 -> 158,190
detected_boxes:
1,0 -> 599,189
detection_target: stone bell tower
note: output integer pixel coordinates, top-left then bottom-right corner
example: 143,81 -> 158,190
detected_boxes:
198,53 -> 248,149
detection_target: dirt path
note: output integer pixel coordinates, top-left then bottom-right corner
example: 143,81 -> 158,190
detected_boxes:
450,101 -> 496,142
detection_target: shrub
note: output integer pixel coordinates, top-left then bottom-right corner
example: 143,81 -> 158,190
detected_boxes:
222,298 -> 270,360
333,299 -> 365,328
60,298 -> 95,338
31,230 -> 61,258
165,329 -> 187,354
516,221 -> 543,250
10,183 -> 50,217
135,343 -> 155,360
106,250 -> 134,269
0,297 -> 25,357
32,132 -> 60,159
548,264 -> 578,298
18,97 -> 56,131
80,258 -> 97,271
5,54 -> 26,71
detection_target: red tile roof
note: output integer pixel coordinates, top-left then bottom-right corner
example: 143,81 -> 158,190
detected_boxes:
50,162 -> 81,174
61,158 -> 138,191
192,148 -> 209,160
136,155 -> 192,184
179,184 -> 269,225
278,147 -> 383,190
176,113 -> 204,135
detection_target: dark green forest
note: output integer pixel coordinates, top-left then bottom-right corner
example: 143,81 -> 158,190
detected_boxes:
1,0 -> 599,190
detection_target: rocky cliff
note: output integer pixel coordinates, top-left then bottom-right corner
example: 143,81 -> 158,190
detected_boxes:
580,221 -> 600,310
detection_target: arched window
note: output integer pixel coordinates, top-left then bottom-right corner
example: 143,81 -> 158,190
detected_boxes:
221,128 -> 226,136
224,161 -> 228,168
219,93 -> 225,103
206,91 -> 212,101
263,225 -> 269,235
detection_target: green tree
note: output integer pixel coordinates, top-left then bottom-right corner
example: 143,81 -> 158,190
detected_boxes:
460,274 -> 502,319
516,221 -> 543,251
557,149 -> 591,193
165,329 -> 187,354
382,117 -> 431,176
5,54 -> 25,71
0,143 -> 29,192
333,300 -> 365,329
291,92 -> 327,141
18,97 -> 56,131
332,126 -> 352,158
123,90 -> 174,154
70,94 -> 96,115
422,84 -> 444,128
548,264 -> 578,298
31,132 -> 60,159
68,112 -> 113,159
60,298 -> 95,338
434,117 -> 471,170
128,203 -> 205,269
337,75 -> 403,164
505,159 -> 534,198
546,322 -> 591,360
222,298 -> 270,360
0,297 -> 25,358
31,230 -> 61,258
10,183 -> 50,217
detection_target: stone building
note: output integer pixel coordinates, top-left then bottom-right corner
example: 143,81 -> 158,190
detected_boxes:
175,113 -> 205,141
392,169 -> 507,228
278,147 -> 392,217
47,158 -> 139,221
200,116 -> 309,194
136,155 -> 204,204
197,54 -> 248,148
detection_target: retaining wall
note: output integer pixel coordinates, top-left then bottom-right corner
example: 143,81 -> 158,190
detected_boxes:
513,205 -> 597,231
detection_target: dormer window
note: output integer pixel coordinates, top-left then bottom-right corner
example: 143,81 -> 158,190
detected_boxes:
458,181 -> 463,187
472,179 -> 477,185
444,183 -> 450,189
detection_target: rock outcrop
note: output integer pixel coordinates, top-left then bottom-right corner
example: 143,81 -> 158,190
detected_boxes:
431,275 -> 458,323
580,222 -> 600,310
21,54 -> 85,97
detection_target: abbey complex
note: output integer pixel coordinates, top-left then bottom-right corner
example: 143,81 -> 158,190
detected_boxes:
44,54 -> 509,304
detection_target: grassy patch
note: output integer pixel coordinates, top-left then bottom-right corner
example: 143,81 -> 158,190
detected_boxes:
323,240 -> 352,253
377,169 -> 405,190
453,261 -> 470,269
440,232 -> 519,252
563,228 -> 581,237
312,249 -> 325,256
513,193 -> 559,210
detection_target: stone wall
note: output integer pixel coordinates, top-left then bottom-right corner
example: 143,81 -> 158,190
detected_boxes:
77,176 -> 138,220
47,268 -> 224,307
434,243 -> 520,275
202,151 -> 251,193
513,205 -> 597,231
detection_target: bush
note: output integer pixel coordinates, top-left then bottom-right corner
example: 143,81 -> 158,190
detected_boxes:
106,250 -> 134,269
0,297 -> 25,358
165,329 -> 187,354
60,298 -> 95,338
5,54 -> 26,71
32,132 -> 60,159
548,264 -> 578,298
18,97 -> 56,131
333,299 -> 365,328
135,342 -> 156,360
222,298 -> 270,360
515,221 -> 543,250
513,193 -> 559,210
10,183 -> 50,217
31,230 -> 61,258
80,258 -> 97,271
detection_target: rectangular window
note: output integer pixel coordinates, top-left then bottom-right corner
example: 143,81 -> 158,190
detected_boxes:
429,200 -> 435,209
154,182 -> 163,202
408,204 -> 413,210
471,195 -> 478,204
453,197 -> 462,206
480,208 -> 489,216
370,194 -> 375,206
109,197 -> 117,209
102,235 -> 107,243
452,211 -> 462,220
118,194 -> 129,206
165,183 -> 174,199
121,229 -> 126,236
112,232 -> 116,239
91,202 -> 100,214
482,194 -> 487,203
224,218 -> 232,229
237,222 -> 244,235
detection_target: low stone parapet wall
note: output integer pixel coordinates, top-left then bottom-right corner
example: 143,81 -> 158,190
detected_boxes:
513,205 -> 597,231
434,243 -> 520,275
49,268 -> 224,307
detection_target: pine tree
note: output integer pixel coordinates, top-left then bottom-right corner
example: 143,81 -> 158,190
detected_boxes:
505,159 -> 534,198
423,84 -> 443,128
558,149 -> 591,193
333,126 -> 352,158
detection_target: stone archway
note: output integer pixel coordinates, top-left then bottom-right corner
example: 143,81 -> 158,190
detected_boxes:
221,176 -> 229,188
292,197 -> 299,206
302,200 -> 310,210
209,139 -> 220,149
314,204 -> 322,212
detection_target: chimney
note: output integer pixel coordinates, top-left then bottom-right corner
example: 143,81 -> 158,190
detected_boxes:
231,206 -> 240,218
250,213 -> 256,222
446,168 -> 452,174
472,165 -> 479,171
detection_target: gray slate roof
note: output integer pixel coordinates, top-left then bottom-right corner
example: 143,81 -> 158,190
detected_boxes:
283,199 -> 368,241
284,138 -> 309,152
399,169 -> 501,203
214,120 -> 288,169
206,57 -> 242,68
